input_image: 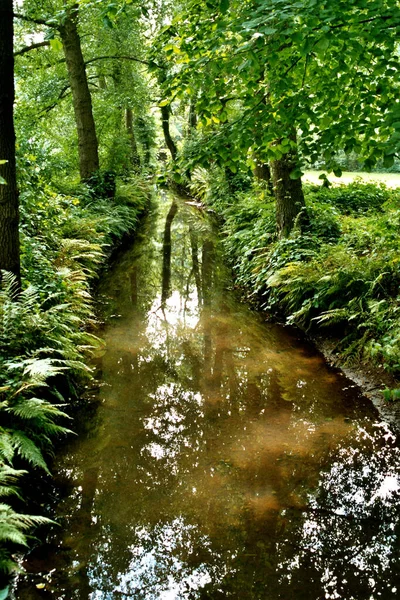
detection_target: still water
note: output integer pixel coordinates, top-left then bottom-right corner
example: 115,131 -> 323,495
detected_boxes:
15,196 -> 400,599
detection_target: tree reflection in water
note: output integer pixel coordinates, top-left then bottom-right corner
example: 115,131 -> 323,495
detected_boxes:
14,197 -> 400,600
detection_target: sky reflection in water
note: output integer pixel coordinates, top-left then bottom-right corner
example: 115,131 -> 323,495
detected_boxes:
15,196 -> 400,600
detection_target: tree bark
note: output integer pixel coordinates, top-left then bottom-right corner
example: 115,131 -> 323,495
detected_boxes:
125,108 -> 141,170
253,160 -> 274,197
271,142 -> 305,238
59,4 -> 99,181
160,105 -> 177,161
0,0 -> 20,281
188,98 -> 197,132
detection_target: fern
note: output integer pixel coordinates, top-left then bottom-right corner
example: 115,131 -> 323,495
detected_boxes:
312,308 -> 350,326
0,503 -> 53,545
9,432 -> 49,474
0,175 -> 150,575
9,397 -> 69,422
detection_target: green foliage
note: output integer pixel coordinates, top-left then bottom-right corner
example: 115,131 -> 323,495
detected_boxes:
201,175 -> 400,378
0,173 -> 150,574
306,181 -> 391,215
383,388 -> 400,402
0,503 -> 52,552
155,0 -> 400,175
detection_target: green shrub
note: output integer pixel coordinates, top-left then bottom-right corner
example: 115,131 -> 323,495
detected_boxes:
306,180 -> 392,215
303,202 -> 342,242
198,174 -> 400,377
0,174 -> 150,575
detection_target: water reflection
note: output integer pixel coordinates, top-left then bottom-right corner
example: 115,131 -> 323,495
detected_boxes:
14,196 -> 400,599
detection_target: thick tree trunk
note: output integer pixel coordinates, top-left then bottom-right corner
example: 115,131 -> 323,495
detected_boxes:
160,105 -> 177,161
59,4 -> 99,181
0,0 -> 20,281
271,144 -> 305,238
125,108 -> 141,170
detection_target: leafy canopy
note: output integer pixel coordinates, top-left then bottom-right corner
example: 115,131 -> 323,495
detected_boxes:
154,0 -> 400,172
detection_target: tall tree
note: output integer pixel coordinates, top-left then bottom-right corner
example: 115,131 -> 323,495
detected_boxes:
0,0 -> 20,280
154,0 -> 400,234
59,3 -> 99,180
125,108 -> 141,170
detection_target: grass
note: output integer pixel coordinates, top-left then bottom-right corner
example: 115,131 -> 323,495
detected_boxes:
304,171 -> 400,188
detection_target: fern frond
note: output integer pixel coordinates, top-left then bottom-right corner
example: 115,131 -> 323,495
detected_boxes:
0,271 -> 20,302
8,397 -> 71,422
0,504 -> 54,547
0,465 -> 27,485
0,486 -> 22,499
0,432 -> 15,463
23,358 -> 67,381
10,431 -> 50,473
312,308 -> 350,326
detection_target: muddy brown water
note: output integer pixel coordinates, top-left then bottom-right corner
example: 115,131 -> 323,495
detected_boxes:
13,196 -> 400,599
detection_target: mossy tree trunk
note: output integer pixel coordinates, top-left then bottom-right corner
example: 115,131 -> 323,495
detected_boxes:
59,4 -> 99,181
271,140 -> 305,237
125,108 -> 141,171
0,0 -> 20,281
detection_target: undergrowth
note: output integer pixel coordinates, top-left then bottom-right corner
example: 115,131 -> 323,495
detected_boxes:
193,169 -> 400,382
0,174 -> 150,582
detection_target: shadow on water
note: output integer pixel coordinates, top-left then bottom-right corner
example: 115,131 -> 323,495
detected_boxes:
13,194 -> 400,599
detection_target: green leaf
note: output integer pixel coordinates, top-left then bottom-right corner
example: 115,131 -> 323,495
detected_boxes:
315,37 -> 330,55
289,168 -> 303,180
261,27 -> 277,35
220,0 -> 229,13
383,155 -> 394,168
0,587 -> 9,600
0,176 -> 6,185
49,38 -> 63,52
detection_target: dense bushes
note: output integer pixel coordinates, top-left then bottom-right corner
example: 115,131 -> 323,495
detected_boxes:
195,172 -> 400,378
0,174 -> 150,580
307,180 -> 391,214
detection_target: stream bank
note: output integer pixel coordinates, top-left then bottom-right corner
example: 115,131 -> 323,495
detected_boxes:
0,178 -> 151,589
12,194 -> 400,600
192,177 -> 400,431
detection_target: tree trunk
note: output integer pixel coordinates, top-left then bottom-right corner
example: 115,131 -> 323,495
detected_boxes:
125,108 -> 141,170
0,0 -> 20,281
59,4 -> 99,181
161,200 -> 178,308
188,98 -> 197,132
253,160 -> 274,196
271,143 -> 305,237
160,105 -> 177,161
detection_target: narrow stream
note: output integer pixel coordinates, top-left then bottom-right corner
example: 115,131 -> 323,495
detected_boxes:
15,196 -> 400,599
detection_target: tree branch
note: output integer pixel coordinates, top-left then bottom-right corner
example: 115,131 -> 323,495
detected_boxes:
41,83 -> 71,114
14,41 -> 50,57
13,12 -> 57,28
84,55 -> 159,68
